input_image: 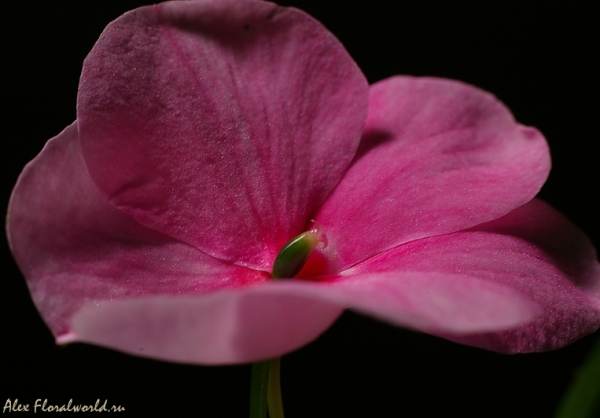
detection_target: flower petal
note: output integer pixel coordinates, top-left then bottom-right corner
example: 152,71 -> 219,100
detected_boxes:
77,0 -> 368,271
68,284 -> 343,364
314,76 -> 550,271
342,199 -> 600,352
309,272 -> 539,335
7,123 -> 265,341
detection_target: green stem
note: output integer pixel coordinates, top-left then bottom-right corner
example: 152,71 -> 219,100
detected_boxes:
249,357 -> 285,418
250,360 -> 269,418
268,357 -> 285,418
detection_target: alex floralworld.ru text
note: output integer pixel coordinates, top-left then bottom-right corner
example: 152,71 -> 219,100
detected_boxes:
2,398 -> 125,413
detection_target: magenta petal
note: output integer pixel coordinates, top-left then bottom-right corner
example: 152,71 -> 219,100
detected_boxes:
344,199 -> 600,352
7,123 -> 265,342
67,283 -> 342,364
77,0 -> 368,270
315,76 -> 550,270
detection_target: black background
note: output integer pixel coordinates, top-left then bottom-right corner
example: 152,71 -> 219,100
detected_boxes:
2,1 -> 598,417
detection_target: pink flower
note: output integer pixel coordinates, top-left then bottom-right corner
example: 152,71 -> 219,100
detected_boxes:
7,0 -> 600,364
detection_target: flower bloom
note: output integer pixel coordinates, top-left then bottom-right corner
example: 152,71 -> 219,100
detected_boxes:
7,0 -> 600,364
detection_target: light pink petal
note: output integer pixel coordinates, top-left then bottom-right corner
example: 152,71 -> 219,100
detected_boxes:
314,76 -> 550,271
77,0 -> 368,271
67,271 -> 532,364
68,283 -> 343,364
309,272 -> 538,334
7,123 -> 266,342
341,199 -> 600,353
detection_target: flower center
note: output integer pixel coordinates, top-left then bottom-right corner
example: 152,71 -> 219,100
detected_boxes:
271,224 -> 326,279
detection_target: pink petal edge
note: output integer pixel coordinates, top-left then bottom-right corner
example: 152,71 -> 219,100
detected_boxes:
61,283 -> 343,364
7,123 -> 266,340
61,273 -> 538,364
77,0 -> 368,271
343,199 -> 600,353
314,76 -> 551,272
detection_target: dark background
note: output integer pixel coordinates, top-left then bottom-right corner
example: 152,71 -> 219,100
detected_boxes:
2,1 -> 598,416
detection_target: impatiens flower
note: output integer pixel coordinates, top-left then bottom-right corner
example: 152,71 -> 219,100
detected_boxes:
7,0 -> 600,366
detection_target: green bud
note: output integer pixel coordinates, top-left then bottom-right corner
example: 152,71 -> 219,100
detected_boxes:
272,227 -> 324,279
